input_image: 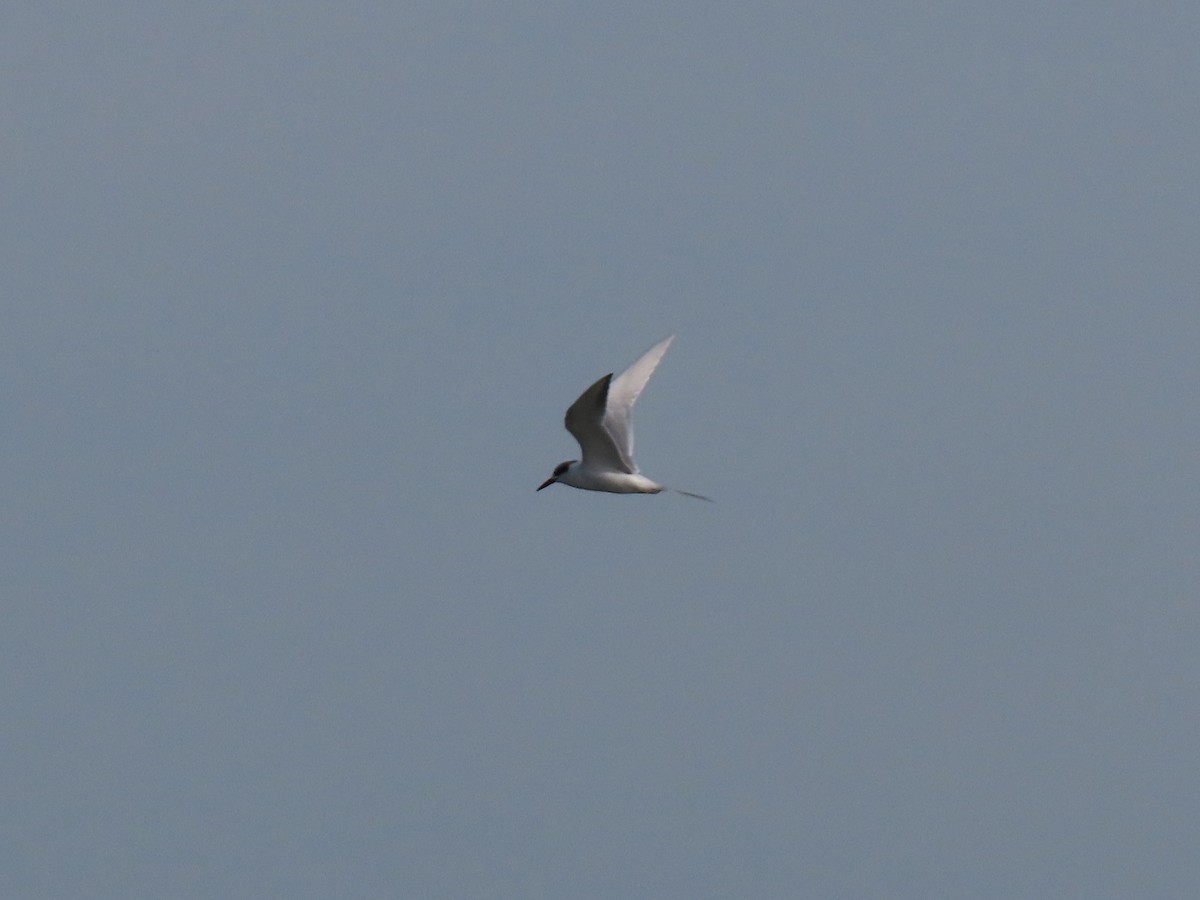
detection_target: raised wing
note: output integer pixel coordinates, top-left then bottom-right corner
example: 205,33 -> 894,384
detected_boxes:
564,373 -> 633,473
604,334 -> 674,470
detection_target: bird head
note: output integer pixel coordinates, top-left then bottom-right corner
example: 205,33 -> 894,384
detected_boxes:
537,460 -> 576,491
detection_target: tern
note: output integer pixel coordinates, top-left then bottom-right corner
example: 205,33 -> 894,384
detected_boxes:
537,335 -> 710,500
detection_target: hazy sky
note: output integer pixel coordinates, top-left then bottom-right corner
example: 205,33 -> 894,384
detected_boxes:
5,4 -> 1198,897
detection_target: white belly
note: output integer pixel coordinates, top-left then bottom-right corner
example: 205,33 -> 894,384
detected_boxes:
560,466 -> 663,494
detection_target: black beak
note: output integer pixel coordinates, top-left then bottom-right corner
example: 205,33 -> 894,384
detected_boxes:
536,476 -> 556,491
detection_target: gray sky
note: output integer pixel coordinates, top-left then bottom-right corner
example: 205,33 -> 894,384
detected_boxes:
5,3 -> 1198,897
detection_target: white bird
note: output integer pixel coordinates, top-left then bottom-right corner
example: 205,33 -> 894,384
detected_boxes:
537,335 -> 710,500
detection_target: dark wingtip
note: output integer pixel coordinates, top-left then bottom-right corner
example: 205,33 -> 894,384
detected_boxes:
595,373 -> 613,410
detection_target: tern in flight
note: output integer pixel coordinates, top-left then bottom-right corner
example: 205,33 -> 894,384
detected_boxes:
537,335 -> 710,500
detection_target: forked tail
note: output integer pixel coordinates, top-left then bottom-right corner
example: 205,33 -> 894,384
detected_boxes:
672,488 -> 713,502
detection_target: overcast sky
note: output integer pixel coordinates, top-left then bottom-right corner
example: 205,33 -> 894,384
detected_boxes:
4,3 -> 1198,897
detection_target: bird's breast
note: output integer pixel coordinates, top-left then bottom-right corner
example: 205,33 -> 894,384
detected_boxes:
560,466 -> 663,494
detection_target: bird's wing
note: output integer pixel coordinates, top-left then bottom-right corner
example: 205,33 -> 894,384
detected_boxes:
564,373 -> 633,473
603,334 -> 674,470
